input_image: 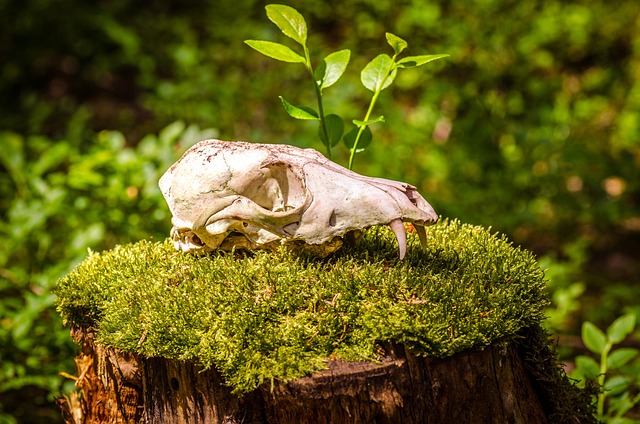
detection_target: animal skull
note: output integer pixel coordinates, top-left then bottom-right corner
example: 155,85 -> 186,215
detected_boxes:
159,140 -> 437,259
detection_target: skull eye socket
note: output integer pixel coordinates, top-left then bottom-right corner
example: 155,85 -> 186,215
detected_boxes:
244,164 -> 306,213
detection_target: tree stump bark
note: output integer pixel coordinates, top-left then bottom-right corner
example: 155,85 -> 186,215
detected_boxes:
64,327 -> 550,424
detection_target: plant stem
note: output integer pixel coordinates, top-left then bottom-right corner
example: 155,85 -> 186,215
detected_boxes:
597,342 -> 612,419
304,46 -> 331,159
348,89 -> 381,170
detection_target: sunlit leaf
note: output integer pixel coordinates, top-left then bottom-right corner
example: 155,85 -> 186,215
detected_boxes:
582,321 -> 607,355
318,49 -> 350,90
0,132 -> 24,170
33,142 -> 70,176
396,54 -> 449,68
604,375 -> 632,396
386,32 -> 407,55
279,97 -> 319,120
574,355 -> 600,379
607,313 -> 636,345
265,4 -> 307,46
0,132 -> 27,196
608,415 -> 638,424
353,116 -> 385,126
318,114 -> 344,148
607,348 -> 639,369
159,121 -> 186,144
245,40 -> 305,63
361,54 -> 396,92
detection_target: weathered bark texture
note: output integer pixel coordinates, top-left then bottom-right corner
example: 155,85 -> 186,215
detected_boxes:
62,327 -> 549,424
65,327 -> 144,423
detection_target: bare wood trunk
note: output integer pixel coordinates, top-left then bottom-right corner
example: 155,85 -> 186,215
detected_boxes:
262,343 -> 547,424
66,327 -> 143,423
62,327 -> 549,423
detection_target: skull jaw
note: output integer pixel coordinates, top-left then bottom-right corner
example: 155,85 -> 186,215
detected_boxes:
170,226 -> 349,258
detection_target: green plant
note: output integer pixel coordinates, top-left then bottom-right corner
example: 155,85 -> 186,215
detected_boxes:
571,313 -> 640,423
245,4 -> 447,169
0,121 -> 216,422
539,240 -> 589,333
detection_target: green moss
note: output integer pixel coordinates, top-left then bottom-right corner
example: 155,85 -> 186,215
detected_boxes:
56,219 -> 549,393
517,325 -> 598,423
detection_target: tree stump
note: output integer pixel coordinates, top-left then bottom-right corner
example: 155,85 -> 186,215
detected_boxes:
66,327 -> 555,423
56,223 -> 595,423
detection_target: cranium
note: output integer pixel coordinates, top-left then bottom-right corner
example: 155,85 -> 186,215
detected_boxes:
159,140 -> 437,259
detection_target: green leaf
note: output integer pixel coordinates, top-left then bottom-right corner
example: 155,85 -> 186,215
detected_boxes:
607,348 -> 639,369
608,393 -> 634,420
318,114 -> 344,148
361,54 -> 396,92
353,116 -> 385,126
159,120 -> 186,144
574,355 -> 600,379
0,132 -> 28,196
344,126 -> 372,152
607,313 -> 636,344
609,417 -> 639,424
317,49 -> 350,90
582,321 -> 607,355
396,54 -> 449,68
604,375 -> 632,396
0,131 -> 24,170
265,4 -> 307,46
33,142 -> 70,176
386,32 -> 408,55
279,97 -> 319,120
245,40 -> 305,63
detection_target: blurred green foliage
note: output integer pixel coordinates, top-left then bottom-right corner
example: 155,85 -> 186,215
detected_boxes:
1,0 -> 639,421
572,314 -> 639,423
0,122 -> 215,421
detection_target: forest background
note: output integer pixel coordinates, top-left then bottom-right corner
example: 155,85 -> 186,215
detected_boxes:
0,0 -> 638,422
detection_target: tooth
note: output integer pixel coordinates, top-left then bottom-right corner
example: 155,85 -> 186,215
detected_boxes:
389,218 -> 407,259
415,224 -> 427,249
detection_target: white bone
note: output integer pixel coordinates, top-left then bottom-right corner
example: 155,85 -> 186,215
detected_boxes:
159,140 -> 438,258
389,218 -> 407,259
415,224 -> 428,249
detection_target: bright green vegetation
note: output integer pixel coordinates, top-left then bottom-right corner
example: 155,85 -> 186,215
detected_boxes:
57,220 -> 547,393
572,314 -> 640,422
245,4 -> 447,168
0,123 -> 214,423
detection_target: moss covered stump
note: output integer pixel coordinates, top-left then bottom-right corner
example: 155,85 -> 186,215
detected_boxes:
56,220 -> 595,423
